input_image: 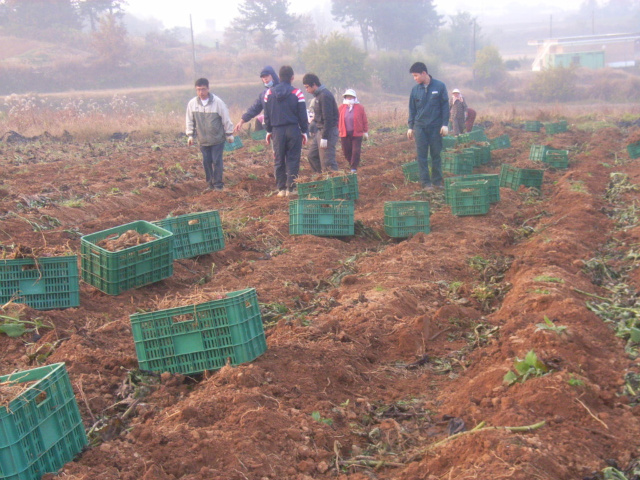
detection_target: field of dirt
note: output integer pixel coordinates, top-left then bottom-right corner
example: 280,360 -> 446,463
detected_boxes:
2,118 -> 640,480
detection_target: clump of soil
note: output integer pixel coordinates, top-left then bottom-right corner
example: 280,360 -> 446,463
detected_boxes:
96,230 -> 156,251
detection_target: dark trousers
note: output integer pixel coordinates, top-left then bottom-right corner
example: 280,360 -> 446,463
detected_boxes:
414,125 -> 443,186
200,142 -> 225,188
272,124 -> 302,191
340,134 -> 363,170
308,127 -> 339,173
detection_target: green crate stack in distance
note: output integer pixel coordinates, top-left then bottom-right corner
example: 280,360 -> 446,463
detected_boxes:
466,128 -> 488,142
384,201 -> 430,238
449,180 -> 491,216
80,220 -> 174,295
223,136 -> 243,151
529,144 -> 550,162
289,199 -> 354,236
402,161 -> 421,183
153,210 -> 224,260
297,177 -> 333,199
129,288 -> 267,375
456,132 -> 471,144
250,129 -> 267,141
628,142 -> 640,159
543,149 -> 569,169
478,142 -> 491,164
0,363 -> 87,480
463,146 -> 483,167
524,121 -> 542,132
499,164 -> 544,191
442,150 -> 474,175
543,121 -> 568,135
329,174 -> 359,200
489,134 -> 511,150
0,256 -> 79,310
442,136 -> 458,149
445,174 -> 500,204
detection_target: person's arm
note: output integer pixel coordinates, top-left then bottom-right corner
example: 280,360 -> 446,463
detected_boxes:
408,87 -> 416,129
263,90 -> 272,133
294,89 -> 309,135
185,100 -> 195,146
321,92 -> 338,139
440,85 -> 450,135
361,106 -> 369,134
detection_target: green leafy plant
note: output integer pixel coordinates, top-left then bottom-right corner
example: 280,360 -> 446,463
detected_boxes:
503,350 -> 548,385
0,313 -> 51,338
533,275 -> 564,283
311,411 -> 333,426
536,316 -> 568,335
567,376 -> 584,387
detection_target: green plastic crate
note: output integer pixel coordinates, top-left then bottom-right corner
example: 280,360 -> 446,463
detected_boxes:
153,211 -> 224,260
543,121 -> 568,134
250,129 -> 267,141
297,178 -> 333,199
445,174 -> 500,204
0,256 -> 79,310
129,288 -> 267,375
489,134 -> 511,150
223,136 -> 243,152
289,199 -> 354,236
529,144 -> 550,161
524,121 -> 542,132
463,146 -> 483,166
449,180 -> 490,216
628,142 -> 640,159
80,220 -> 174,295
0,363 -> 87,480
442,150 -> 474,175
477,142 -> 491,164
499,164 -> 544,191
329,174 -> 359,200
466,129 -> 488,142
442,136 -> 458,149
543,149 -> 569,169
384,201 -> 430,238
402,161 -> 421,183
456,133 -> 471,144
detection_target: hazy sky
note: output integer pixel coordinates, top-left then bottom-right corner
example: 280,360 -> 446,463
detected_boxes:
126,0 -> 594,32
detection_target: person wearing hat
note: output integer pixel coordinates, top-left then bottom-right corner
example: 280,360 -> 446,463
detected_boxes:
234,66 -> 280,134
407,62 -> 450,190
338,89 -> 369,173
449,88 -> 468,136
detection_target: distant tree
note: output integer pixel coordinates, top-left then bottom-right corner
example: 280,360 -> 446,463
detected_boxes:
302,33 -> 368,90
228,0 -> 300,50
331,0 -> 442,51
91,13 -> 129,67
473,46 -> 506,87
439,12 -> 480,66
526,66 -> 577,102
78,0 -> 127,31
0,0 -> 81,31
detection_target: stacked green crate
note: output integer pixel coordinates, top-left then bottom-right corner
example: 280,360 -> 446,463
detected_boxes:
466,129 -> 488,142
402,161 -> 421,183
489,134 -> 511,150
0,363 -> 87,480
289,199 -> 354,236
456,132 -> 471,144
130,288 -> 267,375
153,211 -> 224,260
0,256 -> 79,310
80,220 -> 174,295
329,174 -> 359,200
543,121 -> 568,134
442,150 -> 473,175
529,144 -> 550,161
223,136 -> 243,151
543,149 -> 569,169
463,146 -> 483,166
384,201 -> 430,238
628,142 -> 640,159
445,174 -> 500,204
524,121 -> 542,132
297,178 -> 333,199
500,164 -> 544,191
477,142 -> 492,164
442,136 -> 458,149
449,180 -> 490,216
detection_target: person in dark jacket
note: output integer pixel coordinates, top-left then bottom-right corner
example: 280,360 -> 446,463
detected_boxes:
302,73 -> 339,173
234,66 -> 280,134
407,62 -> 450,189
263,65 -> 309,197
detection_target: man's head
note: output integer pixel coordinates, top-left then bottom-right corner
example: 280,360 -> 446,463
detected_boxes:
279,65 -> 294,83
302,73 -> 321,94
409,62 -> 429,85
260,67 -> 274,86
195,78 -> 210,100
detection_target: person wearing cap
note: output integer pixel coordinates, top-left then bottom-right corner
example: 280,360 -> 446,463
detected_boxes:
234,66 -> 280,134
449,88 -> 468,135
302,73 -> 340,173
186,77 -> 234,191
407,62 -> 450,190
338,89 -> 369,173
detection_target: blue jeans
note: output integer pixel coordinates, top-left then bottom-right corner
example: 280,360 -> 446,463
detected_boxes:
200,143 -> 225,188
414,125 -> 443,186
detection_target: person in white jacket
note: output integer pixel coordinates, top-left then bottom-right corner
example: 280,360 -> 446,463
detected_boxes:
186,78 -> 234,191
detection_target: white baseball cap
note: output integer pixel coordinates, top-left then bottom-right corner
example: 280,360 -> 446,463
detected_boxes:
342,89 -> 357,97
452,88 -> 461,94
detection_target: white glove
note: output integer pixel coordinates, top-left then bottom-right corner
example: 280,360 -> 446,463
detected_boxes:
319,138 -> 328,149
265,132 -> 272,145
187,136 -> 194,146
363,132 -> 369,141
302,133 -> 308,145
407,129 -> 414,140
226,135 -> 234,143
440,126 -> 449,136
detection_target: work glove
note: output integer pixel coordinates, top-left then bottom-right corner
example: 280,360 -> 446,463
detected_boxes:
187,136 -> 194,146
226,135 -> 234,143
265,132 -> 272,145
440,126 -> 449,136
320,138 -> 328,149
302,133 -> 308,145
363,132 -> 369,141
407,129 -> 414,140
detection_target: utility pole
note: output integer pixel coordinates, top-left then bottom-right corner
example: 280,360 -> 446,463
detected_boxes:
549,14 -> 553,38
592,8 -> 595,34
471,18 -> 477,86
190,14 -> 197,80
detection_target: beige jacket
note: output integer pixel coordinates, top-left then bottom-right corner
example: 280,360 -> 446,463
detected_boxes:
185,94 -> 233,146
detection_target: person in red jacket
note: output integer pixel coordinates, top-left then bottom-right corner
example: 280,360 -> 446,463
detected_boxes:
338,89 -> 369,173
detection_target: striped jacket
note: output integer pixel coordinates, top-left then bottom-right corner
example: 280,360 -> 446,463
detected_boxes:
263,82 -> 309,134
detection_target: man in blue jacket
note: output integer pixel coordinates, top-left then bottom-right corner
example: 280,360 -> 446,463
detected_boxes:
263,65 -> 309,197
234,66 -> 280,134
407,62 -> 450,189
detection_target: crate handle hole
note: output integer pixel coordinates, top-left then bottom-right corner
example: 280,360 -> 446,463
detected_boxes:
172,313 -> 195,324
138,248 -> 151,256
